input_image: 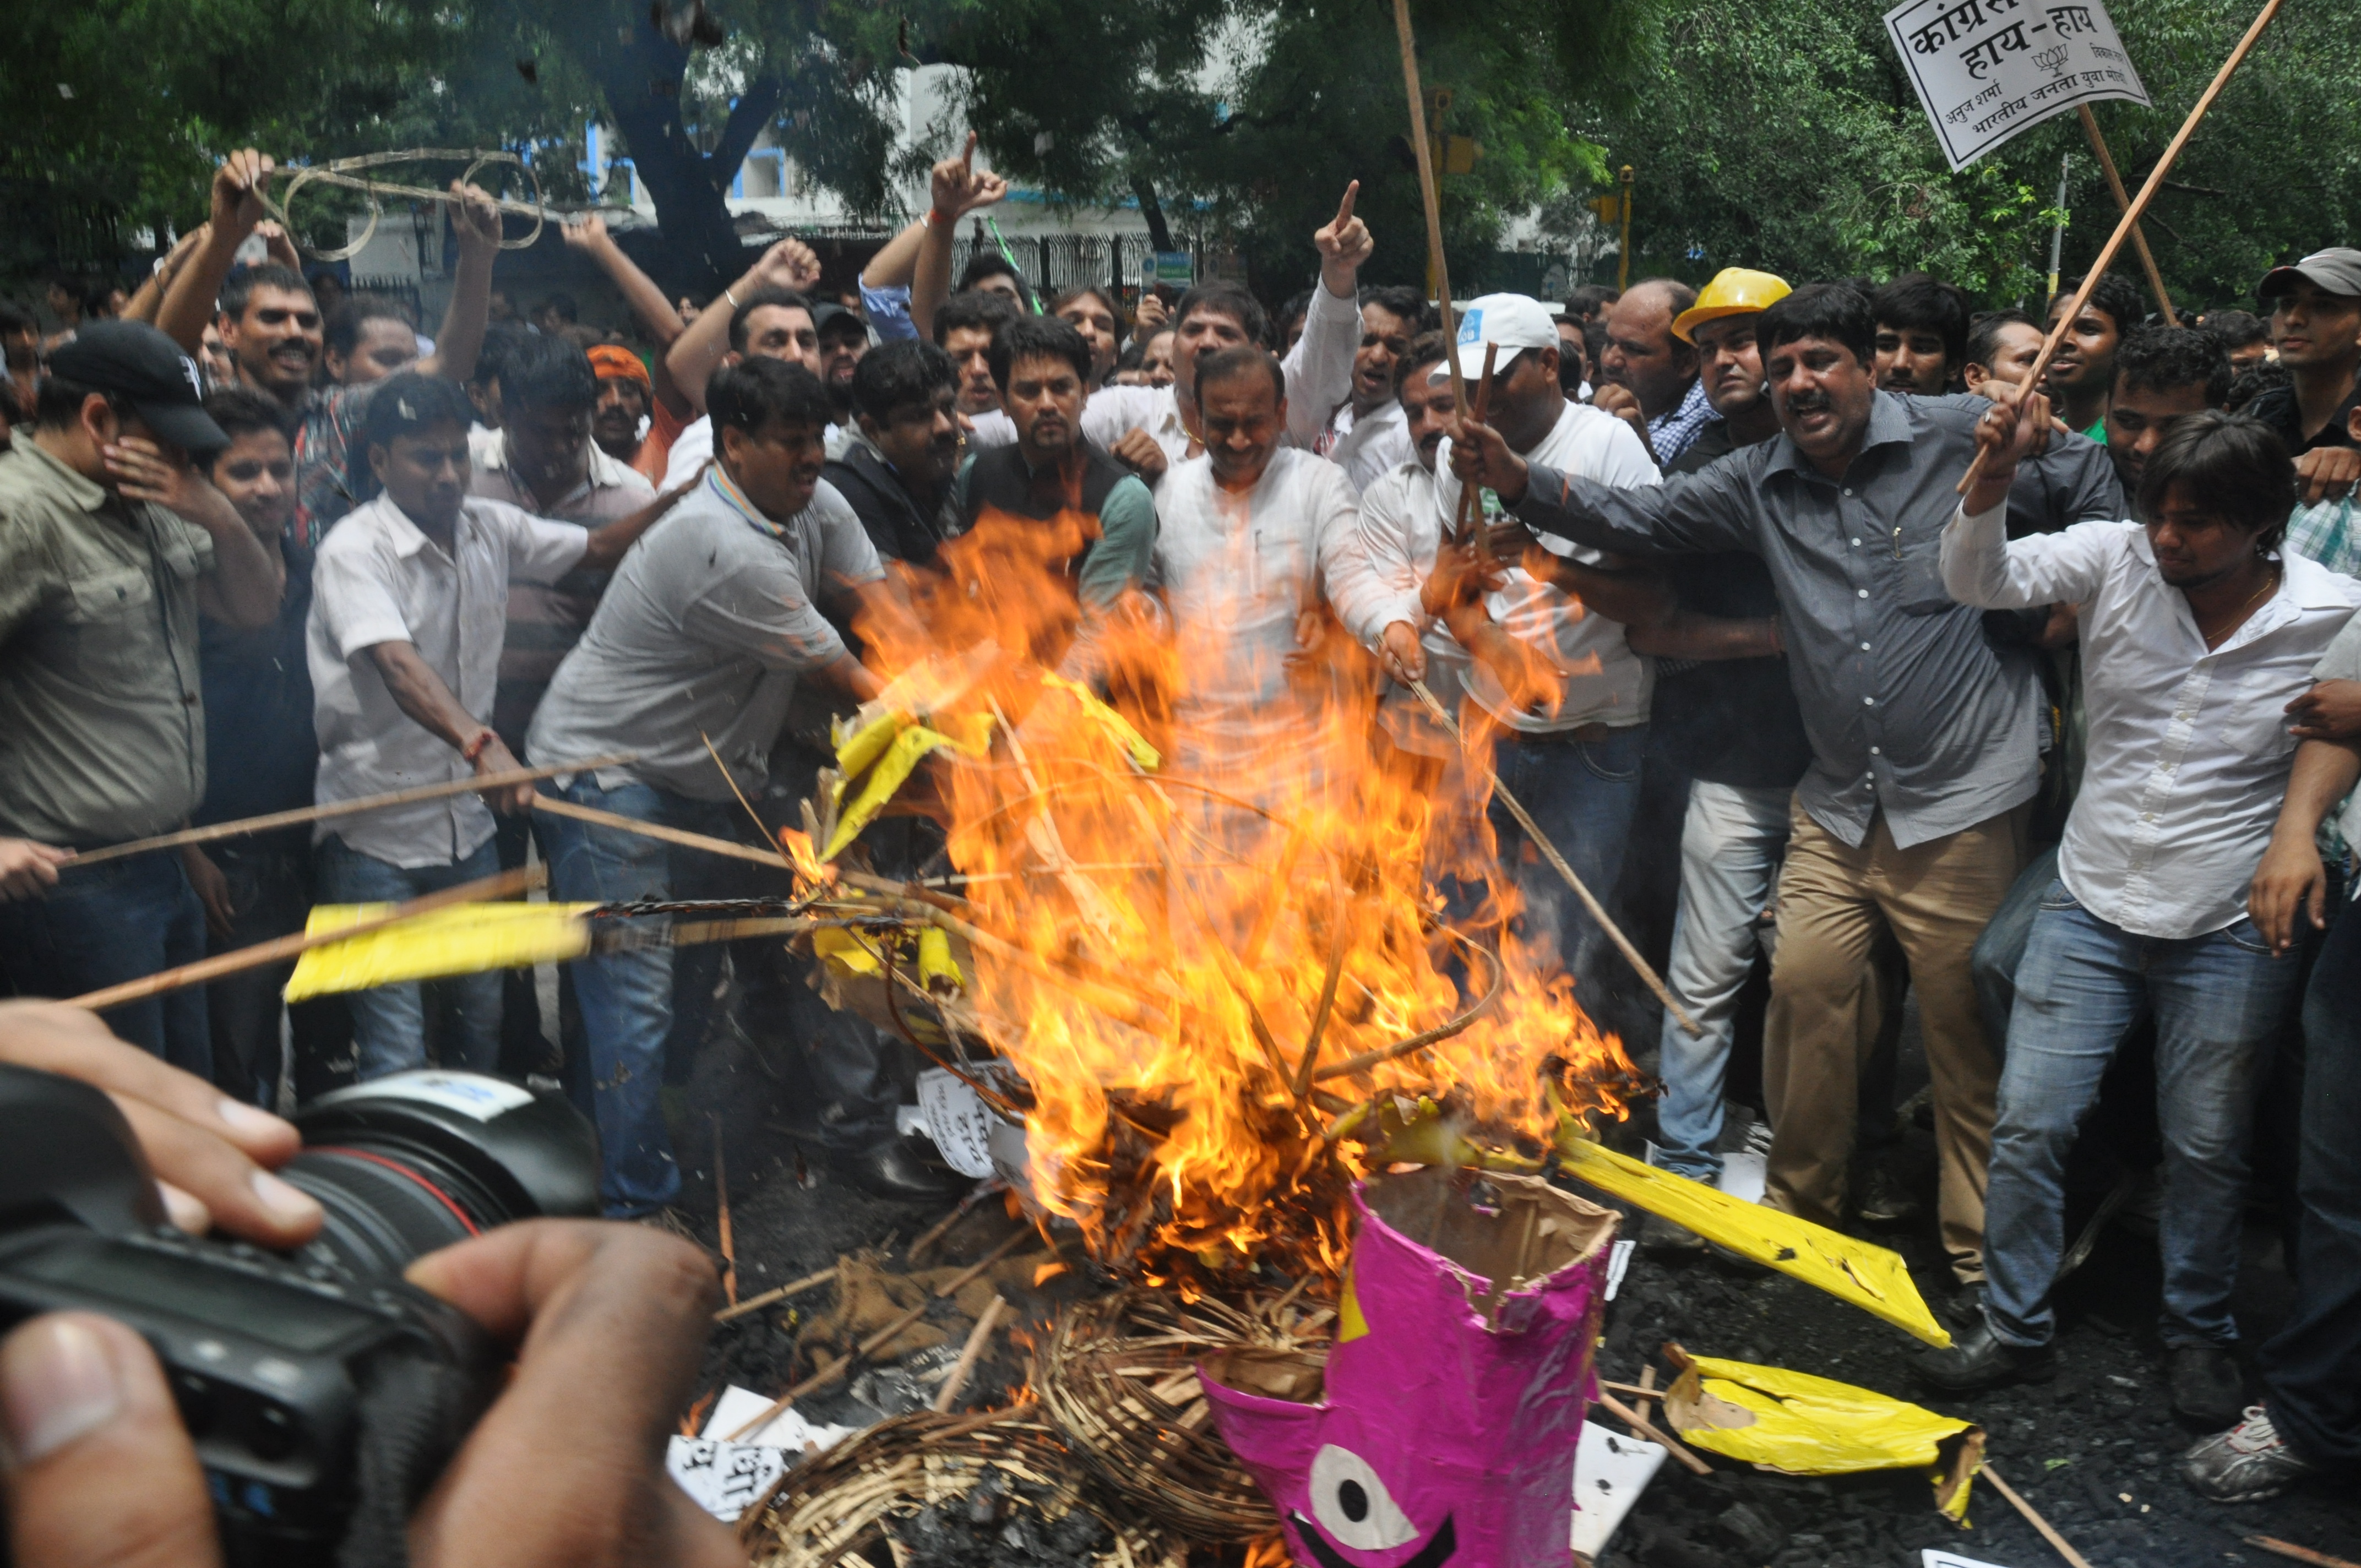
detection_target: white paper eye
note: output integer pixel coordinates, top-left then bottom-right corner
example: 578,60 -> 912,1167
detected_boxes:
1307,1443 -> 1419,1552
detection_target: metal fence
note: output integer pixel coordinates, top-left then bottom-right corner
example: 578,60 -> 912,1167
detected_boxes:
948,231 -> 1185,308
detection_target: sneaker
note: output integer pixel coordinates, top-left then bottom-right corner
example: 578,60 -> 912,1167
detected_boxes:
1640,1210 -> 1707,1254
1856,1166 -> 1922,1226
2170,1345 -> 2247,1428
2181,1406 -> 2318,1503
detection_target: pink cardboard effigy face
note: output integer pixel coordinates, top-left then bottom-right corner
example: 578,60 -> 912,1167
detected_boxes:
1200,1169 -> 1619,1568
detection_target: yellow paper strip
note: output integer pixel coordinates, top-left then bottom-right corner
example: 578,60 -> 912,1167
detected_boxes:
284,902 -> 596,1000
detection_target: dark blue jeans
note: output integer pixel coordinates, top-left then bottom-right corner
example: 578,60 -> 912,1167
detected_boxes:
314,836 -> 504,1081
1474,723 -> 1649,992
2259,887 -> 2361,1464
0,853 -> 210,1075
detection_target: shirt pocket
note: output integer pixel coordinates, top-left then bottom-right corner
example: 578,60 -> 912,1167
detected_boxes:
64,565 -> 157,624
2224,666 -> 2300,761
59,566 -> 164,688
1896,535 -> 1954,616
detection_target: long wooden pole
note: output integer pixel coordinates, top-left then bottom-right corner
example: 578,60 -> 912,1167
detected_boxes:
2076,105 -> 2177,325
1959,0 -> 2283,496
1391,0 -> 1464,408
1982,1464 -> 2096,1568
529,796 -> 794,872
65,865 -> 543,1013
67,755 -> 640,870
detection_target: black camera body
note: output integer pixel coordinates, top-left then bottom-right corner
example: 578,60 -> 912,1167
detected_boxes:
0,1066 -> 600,1566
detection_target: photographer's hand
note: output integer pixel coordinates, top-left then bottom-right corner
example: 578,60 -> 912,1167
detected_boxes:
0,1003 -> 322,1245
402,1221 -> 743,1567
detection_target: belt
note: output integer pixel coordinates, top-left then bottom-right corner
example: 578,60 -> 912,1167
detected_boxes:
1511,721 -> 1625,746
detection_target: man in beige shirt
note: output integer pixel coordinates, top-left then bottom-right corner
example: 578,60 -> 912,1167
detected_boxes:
0,322 -> 284,1068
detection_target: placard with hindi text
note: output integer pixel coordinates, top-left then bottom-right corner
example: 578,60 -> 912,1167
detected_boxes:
1884,0 -> 2151,171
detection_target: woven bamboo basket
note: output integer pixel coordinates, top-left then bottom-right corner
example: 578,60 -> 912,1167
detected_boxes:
1031,1287 -> 1332,1543
739,1407 -> 1181,1568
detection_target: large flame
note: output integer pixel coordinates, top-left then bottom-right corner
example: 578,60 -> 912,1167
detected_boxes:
839,504 -> 1635,1281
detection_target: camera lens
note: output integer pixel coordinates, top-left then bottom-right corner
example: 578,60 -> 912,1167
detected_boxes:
279,1071 -> 600,1280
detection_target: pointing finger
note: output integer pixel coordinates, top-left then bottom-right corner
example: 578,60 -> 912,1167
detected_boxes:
962,129 -> 977,173
1332,179 -> 1359,229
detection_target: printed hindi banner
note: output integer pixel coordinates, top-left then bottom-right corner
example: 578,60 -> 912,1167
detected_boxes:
1884,0 -> 2151,171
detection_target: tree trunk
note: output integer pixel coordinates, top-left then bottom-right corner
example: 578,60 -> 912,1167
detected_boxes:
1130,174 -> 1174,254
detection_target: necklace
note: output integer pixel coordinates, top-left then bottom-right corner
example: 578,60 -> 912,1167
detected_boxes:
2200,563 -> 2279,649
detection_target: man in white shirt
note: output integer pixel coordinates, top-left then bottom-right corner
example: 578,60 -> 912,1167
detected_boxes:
1150,345 -> 1362,934
527,357 -> 900,1217
660,273 -> 841,488
1320,284 -> 1427,492
1428,295 -> 1664,990
1083,183 -> 1373,480
1923,404 -> 2361,1425
308,373 -> 672,1081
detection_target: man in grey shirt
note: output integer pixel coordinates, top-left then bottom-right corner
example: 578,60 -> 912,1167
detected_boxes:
1449,282 -> 2122,1295
528,357 -> 895,1217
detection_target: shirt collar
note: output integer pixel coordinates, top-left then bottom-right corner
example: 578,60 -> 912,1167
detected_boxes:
18,440 -> 110,514
365,493 -> 477,562
706,462 -> 788,540
478,431 -> 635,495
1760,388 -> 1914,482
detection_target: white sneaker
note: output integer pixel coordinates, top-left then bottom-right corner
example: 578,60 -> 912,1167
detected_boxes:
2181,1406 -> 2318,1504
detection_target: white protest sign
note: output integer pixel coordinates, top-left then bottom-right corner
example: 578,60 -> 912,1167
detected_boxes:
917,1065 -> 1002,1179
665,1436 -> 791,1521
1884,0 -> 2150,171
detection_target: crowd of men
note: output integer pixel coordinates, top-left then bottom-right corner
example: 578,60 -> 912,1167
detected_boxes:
3,140 -> 2360,1511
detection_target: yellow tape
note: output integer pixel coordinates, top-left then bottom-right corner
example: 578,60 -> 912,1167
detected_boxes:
822,713 -> 993,861
1040,672 -> 1161,770
916,925 -> 962,992
1555,1131 -> 1949,1348
284,902 -> 595,1000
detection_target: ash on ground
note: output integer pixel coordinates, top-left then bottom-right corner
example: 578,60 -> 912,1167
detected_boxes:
888,1469 -> 1116,1568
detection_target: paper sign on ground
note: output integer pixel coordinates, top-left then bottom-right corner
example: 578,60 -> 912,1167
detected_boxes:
1570,1423 -> 1667,1556
1883,0 -> 2150,171
666,1436 -> 790,1521
1924,1551 -> 2022,1568
1718,1147 -> 1767,1205
916,1066 -> 999,1179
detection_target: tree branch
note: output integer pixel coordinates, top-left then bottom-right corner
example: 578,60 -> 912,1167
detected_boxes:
709,66 -> 787,193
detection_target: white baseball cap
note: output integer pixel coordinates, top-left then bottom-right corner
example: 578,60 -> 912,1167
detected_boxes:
1434,293 -> 1562,383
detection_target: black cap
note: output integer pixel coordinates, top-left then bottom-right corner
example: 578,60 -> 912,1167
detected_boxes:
2257,248 -> 2361,304
812,301 -> 864,340
46,321 -> 228,453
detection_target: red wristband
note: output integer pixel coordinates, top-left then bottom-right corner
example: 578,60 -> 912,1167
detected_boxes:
462,728 -> 497,764
927,208 -> 956,228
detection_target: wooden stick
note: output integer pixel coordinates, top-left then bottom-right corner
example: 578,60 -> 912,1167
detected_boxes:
2076,105 -> 2177,325
929,1294 -> 1010,1413
712,1115 -> 736,1308
1403,679 -> 1701,1035
906,1179 -> 1006,1265
1635,1366 -> 1657,1425
2245,1536 -> 2361,1568
1451,341 -> 1501,545
1959,0 -> 2283,497
1593,1391 -> 1711,1476
725,1228 -> 1038,1439
711,1265 -> 838,1324
1982,1464 -> 2096,1568
66,865 -> 543,1012
67,756 -> 638,869
1391,0 -> 1465,397
530,794 -> 795,873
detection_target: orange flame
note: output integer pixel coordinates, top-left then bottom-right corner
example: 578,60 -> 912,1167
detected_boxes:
844,505 -> 1634,1279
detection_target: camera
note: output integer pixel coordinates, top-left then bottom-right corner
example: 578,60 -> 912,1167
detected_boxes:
0,1066 -> 600,1566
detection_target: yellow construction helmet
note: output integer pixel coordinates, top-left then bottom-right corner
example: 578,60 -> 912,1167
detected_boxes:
1672,268 -> 1792,344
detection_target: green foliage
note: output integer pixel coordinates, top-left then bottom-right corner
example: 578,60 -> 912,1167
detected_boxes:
1576,0 -> 2361,310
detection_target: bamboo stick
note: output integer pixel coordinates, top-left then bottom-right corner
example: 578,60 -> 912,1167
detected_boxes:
2245,1536 -> 2361,1568
65,865 -> 543,1012
66,755 -> 639,869
2076,105 -> 2177,325
1403,679 -> 1701,1035
712,1265 -> 839,1325
1958,0 -> 2283,497
530,795 -> 795,872
1593,1391 -> 1711,1476
1982,1464 -> 2096,1568
714,1115 -> 737,1308
1391,0 -> 1464,398
1451,341 -> 1500,545
725,1229 -> 1038,1440
929,1294 -> 1010,1413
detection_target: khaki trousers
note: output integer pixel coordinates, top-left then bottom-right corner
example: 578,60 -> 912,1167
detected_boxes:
1762,798 -> 2030,1281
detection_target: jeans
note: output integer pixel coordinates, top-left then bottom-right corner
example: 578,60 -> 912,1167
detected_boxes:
1476,724 -> 1648,992
2258,887 -> 2361,1463
1654,781 -> 1792,1182
1983,886 -> 2299,1349
197,843 -> 354,1108
493,812 -> 576,1079
314,836 -> 504,1082
0,853 -> 210,1075
541,776 -> 739,1216
1970,845 -> 2061,1060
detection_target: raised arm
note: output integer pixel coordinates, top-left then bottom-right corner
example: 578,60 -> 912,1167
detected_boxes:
1944,383 -> 2109,610
122,227 -> 209,327
663,237 -> 822,415
157,151 -> 275,355
103,437 -> 282,629
911,133 -> 1010,345
414,184 -> 504,385
562,214 -> 692,416
1282,182 -> 1371,448
576,466 -> 703,571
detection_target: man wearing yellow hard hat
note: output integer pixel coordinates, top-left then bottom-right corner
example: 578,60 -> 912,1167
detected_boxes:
1635,265 -> 1827,1253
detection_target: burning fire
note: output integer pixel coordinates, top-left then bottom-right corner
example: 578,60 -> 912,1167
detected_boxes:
825,507 -> 1636,1280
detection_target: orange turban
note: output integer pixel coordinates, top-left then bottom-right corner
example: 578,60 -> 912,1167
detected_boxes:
586,344 -> 651,386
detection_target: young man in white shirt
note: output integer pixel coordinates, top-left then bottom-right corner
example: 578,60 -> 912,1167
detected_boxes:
1923,405 -> 2361,1425
1427,294 -> 1664,992
659,258 -> 836,488
308,373 -> 674,1081
1320,284 -> 1427,492
527,357 -> 902,1216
